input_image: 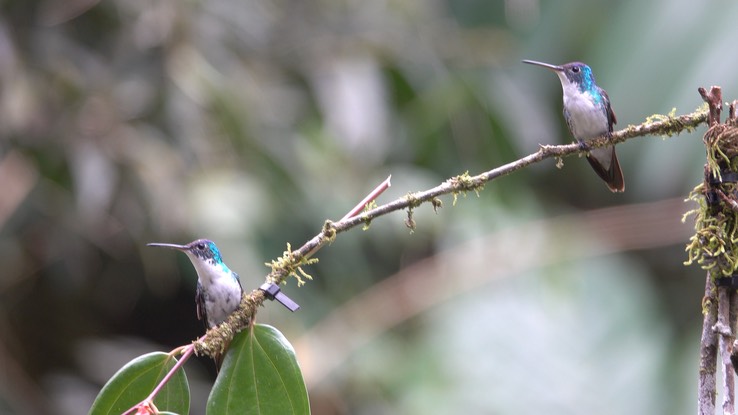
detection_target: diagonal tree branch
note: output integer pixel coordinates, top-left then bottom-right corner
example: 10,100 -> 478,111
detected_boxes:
194,107 -> 708,358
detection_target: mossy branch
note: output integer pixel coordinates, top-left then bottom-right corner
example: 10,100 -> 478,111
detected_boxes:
688,86 -> 738,415
194,106 -> 709,359
684,94 -> 738,278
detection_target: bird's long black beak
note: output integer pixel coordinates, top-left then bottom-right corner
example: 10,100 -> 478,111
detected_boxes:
522,60 -> 563,72
147,242 -> 188,251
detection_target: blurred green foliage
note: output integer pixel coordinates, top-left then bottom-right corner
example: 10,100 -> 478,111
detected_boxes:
1,0 -> 736,413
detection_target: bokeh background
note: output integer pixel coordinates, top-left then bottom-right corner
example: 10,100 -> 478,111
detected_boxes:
1,0 -> 736,414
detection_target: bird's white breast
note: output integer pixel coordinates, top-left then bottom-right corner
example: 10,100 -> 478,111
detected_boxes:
560,80 -> 609,141
203,276 -> 242,327
191,258 -> 242,327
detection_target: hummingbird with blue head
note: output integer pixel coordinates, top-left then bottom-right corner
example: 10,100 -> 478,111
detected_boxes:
147,239 -> 244,331
523,59 -> 624,192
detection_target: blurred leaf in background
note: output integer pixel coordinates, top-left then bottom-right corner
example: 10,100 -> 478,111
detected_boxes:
0,0 -> 734,413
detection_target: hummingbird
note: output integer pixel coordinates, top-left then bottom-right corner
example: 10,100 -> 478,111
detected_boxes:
147,239 -> 243,329
523,59 -> 625,192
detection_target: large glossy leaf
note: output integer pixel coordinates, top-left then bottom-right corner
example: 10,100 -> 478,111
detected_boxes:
89,352 -> 190,415
208,324 -> 310,414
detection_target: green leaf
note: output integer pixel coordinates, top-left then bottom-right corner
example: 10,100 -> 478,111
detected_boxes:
89,352 -> 190,415
208,324 -> 310,414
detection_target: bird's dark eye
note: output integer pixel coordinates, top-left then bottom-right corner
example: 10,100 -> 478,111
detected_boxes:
197,243 -> 205,250
572,66 -> 580,73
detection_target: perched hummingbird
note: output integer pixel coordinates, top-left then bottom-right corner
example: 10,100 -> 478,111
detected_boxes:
147,239 -> 243,329
523,59 -> 625,192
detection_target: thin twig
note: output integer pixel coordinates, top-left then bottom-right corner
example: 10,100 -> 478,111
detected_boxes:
300,176 -> 392,260
341,175 -> 392,221
306,109 -> 706,249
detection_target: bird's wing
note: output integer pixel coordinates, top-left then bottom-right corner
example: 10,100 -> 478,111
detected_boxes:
599,87 -> 617,130
195,281 -> 207,326
233,271 -> 244,296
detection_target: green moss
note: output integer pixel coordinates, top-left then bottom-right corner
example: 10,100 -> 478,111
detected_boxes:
322,220 -> 337,243
431,197 -> 443,213
405,208 -> 416,233
194,291 -> 262,359
702,295 -> 712,316
684,124 -> 738,280
449,171 -> 484,205
645,109 -> 676,124
646,106 -> 708,138
364,200 -> 379,212
264,243 -> 318,286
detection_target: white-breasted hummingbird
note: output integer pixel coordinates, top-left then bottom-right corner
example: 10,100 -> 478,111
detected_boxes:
523,59 -> 625,192
147,239 -> 243,329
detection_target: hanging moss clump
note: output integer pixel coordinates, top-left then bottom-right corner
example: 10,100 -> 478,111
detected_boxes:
685,117 -> 738,278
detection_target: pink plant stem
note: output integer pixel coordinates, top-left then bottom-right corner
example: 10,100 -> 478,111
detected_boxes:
341,175 -> 392,221
122,335 -> 205,415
